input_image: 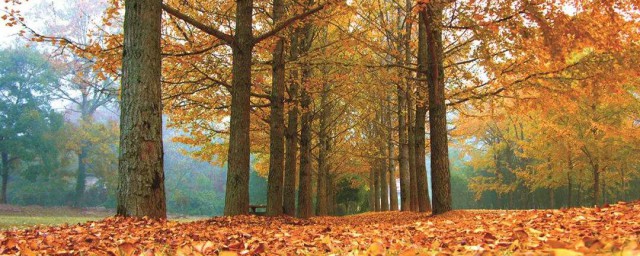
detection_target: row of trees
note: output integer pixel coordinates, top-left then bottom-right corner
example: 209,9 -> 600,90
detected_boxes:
7,0 -> 639,218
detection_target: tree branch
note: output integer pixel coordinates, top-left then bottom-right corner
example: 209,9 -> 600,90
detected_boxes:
253,3 -> 327,45
162,3 -> 235,46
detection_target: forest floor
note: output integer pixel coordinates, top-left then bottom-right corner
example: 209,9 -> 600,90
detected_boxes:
0,202 -> 639,255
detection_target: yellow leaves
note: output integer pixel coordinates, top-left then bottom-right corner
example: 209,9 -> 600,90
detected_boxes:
366,242 -> 385,255
552,248 -> 584,256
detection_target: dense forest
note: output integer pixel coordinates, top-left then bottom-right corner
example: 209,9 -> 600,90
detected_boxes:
1,0 -> 639,219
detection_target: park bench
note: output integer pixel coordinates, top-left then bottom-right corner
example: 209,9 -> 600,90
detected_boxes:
249,204 -> 266,216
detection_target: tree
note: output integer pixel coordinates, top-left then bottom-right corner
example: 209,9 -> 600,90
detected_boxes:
422,0 -> 451,214
38,1 -> 118,207
0,48 -> 61,204
415,9 -> 431,212
116,0 -> 166,218
266,0 -> 287,217
163,0 -> 328,216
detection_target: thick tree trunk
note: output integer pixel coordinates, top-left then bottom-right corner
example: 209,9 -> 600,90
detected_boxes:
416,10 -> 432,213
283,33 -> 300,217
117,0 -> 166,218
1,152 -> 8,204
424,2 -> 451,215
224,0 -> 254,216
74,142 -> 89,207
266,0 -> 286,216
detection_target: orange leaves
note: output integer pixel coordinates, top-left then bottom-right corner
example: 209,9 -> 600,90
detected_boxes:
2,202 -> 639,254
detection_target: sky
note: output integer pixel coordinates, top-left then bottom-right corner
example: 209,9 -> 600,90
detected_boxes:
0,0 -> 119,119
0,0 -> 41,48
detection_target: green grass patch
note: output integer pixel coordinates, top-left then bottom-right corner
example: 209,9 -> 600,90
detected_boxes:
0,205 -> 208,230
0,216 -> 105,230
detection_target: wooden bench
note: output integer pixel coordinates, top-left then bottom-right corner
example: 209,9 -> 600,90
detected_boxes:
249,204 -> 267,215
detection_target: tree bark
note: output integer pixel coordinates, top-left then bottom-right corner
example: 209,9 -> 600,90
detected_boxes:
297,71 -> 313,218
327,173 -> 335,215
408,95 -> 418,211
387,97 -> 399,211
593,163 -> 600,206
74,142 -> 89,207
117,0 -> 166,218
283,33 -> 300,217
374,165 -> 381,211
415,11 -> 431,212
224,0 -> 254,216
424,2 -> 451,215
369,167 -> 375,211
316,39 -> 331,215
1,152 -> 8,204
380,138 -> 389,210
266,0 -> 286,216
398,0 -> 412,211
567,152 -> 574,207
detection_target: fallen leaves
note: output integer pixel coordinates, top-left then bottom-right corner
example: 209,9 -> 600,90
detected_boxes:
0,201 -> 639,255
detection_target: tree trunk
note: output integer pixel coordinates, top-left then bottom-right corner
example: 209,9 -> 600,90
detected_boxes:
316,59 -> 330,216
567,173 -> 572,207
416,10 -> 432,213
224,0 -> 254,216
297,73 -> 313,218
374,165 -> 381,211
266,0 -> 286,216
593,163 -> 600,206
369,167 -> 375,211
327,173 -> 335,215
398,0 -> 412,212
1,152 -> 8,204
602,172 -> 606,205
424,2 -> 451,215
414,107 -> 429,212
549,188 -> 555,209
117,0 -> 166,218
408,95 -> 418,211
74,142 -> 89,207
380,150 -> 389,211
283,33 -> 300,217
387,98 -> 398,211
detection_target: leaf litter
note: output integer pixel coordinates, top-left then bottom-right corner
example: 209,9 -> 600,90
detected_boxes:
0,201 -> 639,255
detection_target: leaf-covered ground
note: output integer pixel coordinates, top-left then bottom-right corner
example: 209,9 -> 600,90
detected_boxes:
1,202 -> 639,255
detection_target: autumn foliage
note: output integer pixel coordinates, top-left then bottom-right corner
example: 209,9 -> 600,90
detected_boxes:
0,201 -> 639,255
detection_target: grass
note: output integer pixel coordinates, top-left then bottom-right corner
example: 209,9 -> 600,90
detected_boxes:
0,204 -> 208,230
0,216 -> 106,230
0,204 -> 112,230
